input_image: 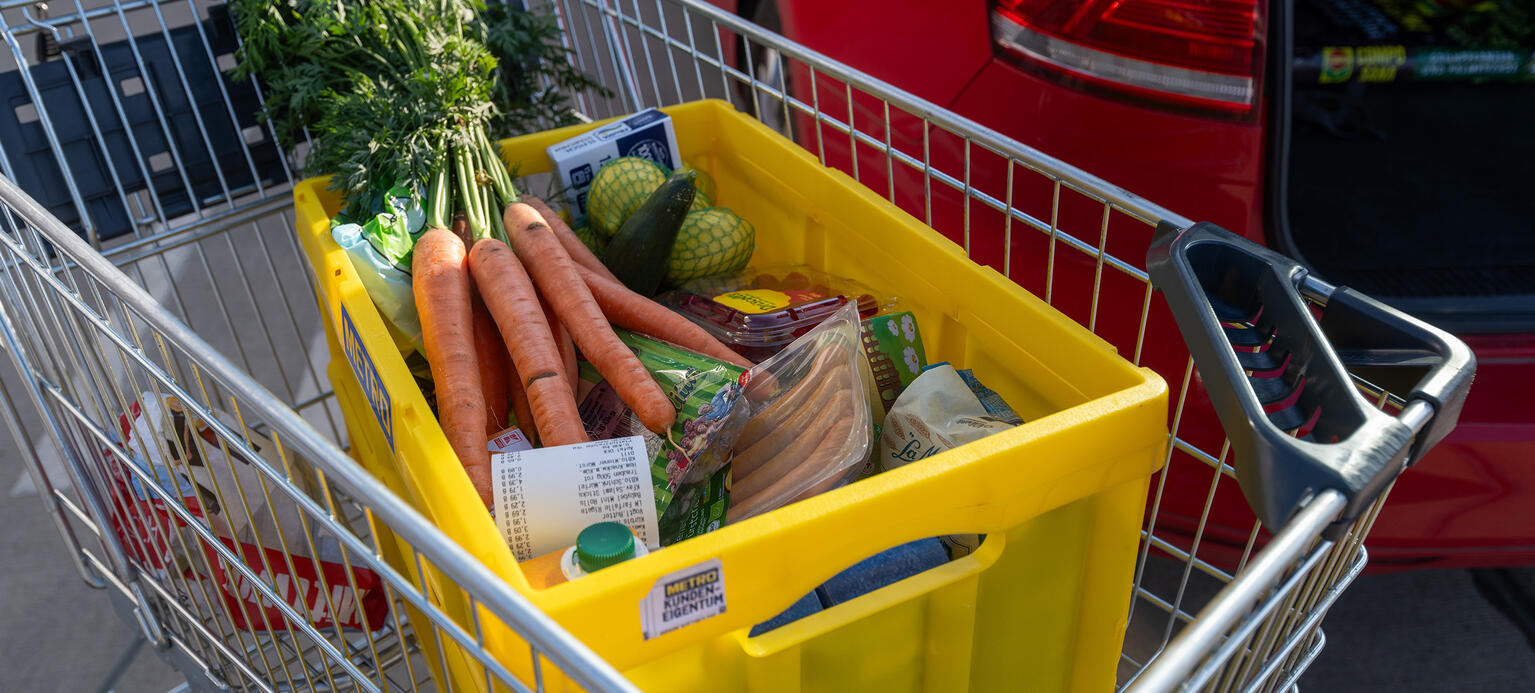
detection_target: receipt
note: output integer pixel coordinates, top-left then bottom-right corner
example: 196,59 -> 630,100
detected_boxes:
493,436 -> 660,561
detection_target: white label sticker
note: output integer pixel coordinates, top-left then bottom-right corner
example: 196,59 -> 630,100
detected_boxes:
487,427 -> 533,454
640,558 -> 726,640
493,436 -> 658,561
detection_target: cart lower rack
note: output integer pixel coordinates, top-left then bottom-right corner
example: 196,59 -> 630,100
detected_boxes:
0,0 -> 1471,691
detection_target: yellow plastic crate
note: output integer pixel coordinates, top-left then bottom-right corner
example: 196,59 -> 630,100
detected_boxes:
294,99 -> 1168,692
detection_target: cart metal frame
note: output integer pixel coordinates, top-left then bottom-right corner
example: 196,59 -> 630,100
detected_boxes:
0,1 -> 1460,690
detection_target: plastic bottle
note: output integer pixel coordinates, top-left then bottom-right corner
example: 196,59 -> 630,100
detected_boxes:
522,522 -> 648,589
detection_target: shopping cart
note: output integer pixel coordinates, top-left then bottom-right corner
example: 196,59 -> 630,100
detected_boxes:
0,0 -> 1473,691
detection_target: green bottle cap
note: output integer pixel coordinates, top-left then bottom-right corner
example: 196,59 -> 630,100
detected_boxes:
575,522 -> 636,573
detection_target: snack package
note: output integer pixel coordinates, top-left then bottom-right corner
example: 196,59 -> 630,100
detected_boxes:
727,301 -> 875,523
878,365 -> 1022,557
546,108 -> 681,222
104,393 -> 388,632
663,265 -> 899,362
575,331 -> 751,545
861,311 -> 927,413
954,368 -> 1023,425
879,365 -> 1018,472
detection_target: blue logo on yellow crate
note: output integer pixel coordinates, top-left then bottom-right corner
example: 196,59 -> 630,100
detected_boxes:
342,307 -> 393,451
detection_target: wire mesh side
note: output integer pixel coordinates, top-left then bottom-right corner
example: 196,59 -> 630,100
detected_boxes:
0,174 -> 637,691
0,0 -> 337,450
530,2 -> 1420,690
0,0 -> 1427,690
0,0 -> 294,246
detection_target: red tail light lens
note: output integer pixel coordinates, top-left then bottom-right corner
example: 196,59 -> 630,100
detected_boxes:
991,0 -> 1265,117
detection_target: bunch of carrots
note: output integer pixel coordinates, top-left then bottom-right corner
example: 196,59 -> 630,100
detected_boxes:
420,180 -> 752,506
233,0 -> 750,504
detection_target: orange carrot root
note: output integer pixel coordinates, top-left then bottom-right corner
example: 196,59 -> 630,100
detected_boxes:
471,288 -> 510,432
524,195 -> 620,284
574,263 -> 754,368
505,357 -> 537,446
539,293 -> 581,398
503,202 -> 676,434
413,228 -> 491,505
468,237 -> 590,447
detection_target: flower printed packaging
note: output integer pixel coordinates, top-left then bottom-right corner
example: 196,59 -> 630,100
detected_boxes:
860,311 -> 928,413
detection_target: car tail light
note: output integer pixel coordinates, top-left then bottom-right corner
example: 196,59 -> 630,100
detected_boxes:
990,0 -> 1265,117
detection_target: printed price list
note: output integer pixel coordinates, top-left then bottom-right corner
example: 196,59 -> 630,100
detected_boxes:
493,436 -> 658,561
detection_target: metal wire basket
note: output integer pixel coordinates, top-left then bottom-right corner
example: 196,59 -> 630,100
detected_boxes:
0,1 -> 1473,690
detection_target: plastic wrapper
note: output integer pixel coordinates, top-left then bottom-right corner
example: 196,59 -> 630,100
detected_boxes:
726,301 -> 875,523
575,331 -> 751,544
330,183 -> 426,354
102,392 -> 388,632
878,364 -> 1018,471
878,364 -> 1022,557
663,265 -> 899,361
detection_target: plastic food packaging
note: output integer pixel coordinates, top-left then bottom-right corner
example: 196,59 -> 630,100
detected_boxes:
330,184 -> 426,354
726,301 -> 875,523
575,332 -> 751,544
878,364 -> 1022,557
860,311 -> 928,413
878,364 -> 1019,472
662,266 -> 898,362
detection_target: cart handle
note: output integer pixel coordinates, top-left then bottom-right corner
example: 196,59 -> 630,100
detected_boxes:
1146,222 -> 1474,538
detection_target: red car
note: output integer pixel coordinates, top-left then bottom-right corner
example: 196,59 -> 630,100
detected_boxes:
718,0 -> 1535,569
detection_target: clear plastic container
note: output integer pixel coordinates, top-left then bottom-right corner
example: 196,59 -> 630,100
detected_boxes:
663,266 -> 895,361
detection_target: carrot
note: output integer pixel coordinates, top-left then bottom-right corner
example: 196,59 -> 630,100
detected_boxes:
573,262 -> 754,369
467,237 -> 589,447
450,211 -> 474,248
539,293 -> 580,397
412,228 -> 491,505
558,322 -> 578,394
471,288 -> 510,432
524,195 -> 620,284
504,202 -> 676,434
505,357 -> 538,446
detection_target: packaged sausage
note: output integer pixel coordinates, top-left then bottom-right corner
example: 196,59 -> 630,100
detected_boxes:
726,301 -> 875,523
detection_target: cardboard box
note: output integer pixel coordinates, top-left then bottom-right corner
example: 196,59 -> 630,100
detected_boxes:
546,108 -> 680,223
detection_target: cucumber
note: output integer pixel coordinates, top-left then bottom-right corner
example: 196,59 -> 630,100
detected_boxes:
602,169 -> 697,295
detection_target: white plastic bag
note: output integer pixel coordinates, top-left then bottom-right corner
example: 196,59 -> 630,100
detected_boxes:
878,364 -> 1016,472
726,302 -> 873,522
331,183 -> 426,353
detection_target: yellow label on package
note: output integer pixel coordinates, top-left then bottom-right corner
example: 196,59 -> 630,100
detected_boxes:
715,288 -> 833,315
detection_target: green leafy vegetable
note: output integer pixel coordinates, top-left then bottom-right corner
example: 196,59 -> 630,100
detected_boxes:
231,0 -> 602,228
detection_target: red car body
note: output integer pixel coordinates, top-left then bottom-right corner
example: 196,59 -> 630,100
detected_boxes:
716,0 -> 1535,569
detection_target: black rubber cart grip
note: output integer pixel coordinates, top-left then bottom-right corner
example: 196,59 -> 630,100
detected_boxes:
1147,222 -> 1475,537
